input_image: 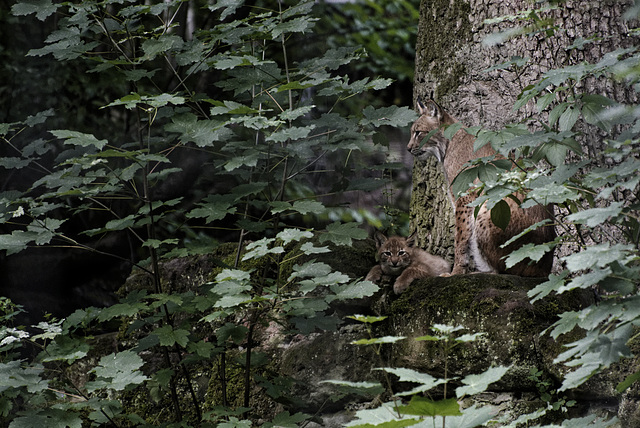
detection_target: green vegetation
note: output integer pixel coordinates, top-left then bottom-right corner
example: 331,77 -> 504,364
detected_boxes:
0,0 -> 639,427
0,0 -> 412,425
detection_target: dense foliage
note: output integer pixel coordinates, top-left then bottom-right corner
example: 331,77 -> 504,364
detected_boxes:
0,0 -> 416,425
0,0 -> 639,427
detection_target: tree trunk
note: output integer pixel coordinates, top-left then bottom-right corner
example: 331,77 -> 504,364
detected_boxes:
410,0 -> 636,257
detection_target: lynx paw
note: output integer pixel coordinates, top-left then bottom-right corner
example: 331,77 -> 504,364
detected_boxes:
365,266 -> 383,284
450,265 -> 468,275
393,278 -> 411,294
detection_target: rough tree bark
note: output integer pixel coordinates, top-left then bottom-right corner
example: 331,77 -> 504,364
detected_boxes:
410,0 -> 637,258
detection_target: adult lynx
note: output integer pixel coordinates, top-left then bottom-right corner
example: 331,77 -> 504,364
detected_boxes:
365,231 -> 450,294
407,98 -> 555,276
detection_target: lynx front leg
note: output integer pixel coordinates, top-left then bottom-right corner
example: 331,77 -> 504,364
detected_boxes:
393,268 -> 419,294
451,198 -> 474,275
365,265 -> 383,284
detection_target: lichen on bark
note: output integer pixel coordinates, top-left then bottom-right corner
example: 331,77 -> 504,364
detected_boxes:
414,0 -> 472,100
409,0 -> 473,260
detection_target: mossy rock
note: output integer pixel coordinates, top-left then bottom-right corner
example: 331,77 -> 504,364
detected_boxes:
382,274 -> 595,393
277,323 -> 383,414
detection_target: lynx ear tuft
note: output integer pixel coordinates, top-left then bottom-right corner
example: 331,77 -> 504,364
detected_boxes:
373,230 -> 388,248
406,231 -> 417,247
416,97 -> 442,120
416,97 -> 426,115
425,100 -> 442,120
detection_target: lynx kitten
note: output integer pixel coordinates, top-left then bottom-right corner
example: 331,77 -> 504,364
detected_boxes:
365,231 -> 451,294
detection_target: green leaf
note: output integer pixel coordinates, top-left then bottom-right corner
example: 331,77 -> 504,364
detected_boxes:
300,242 -> 330,255
566,202 -> 624,227
345,401 -> 420,427
276,228 -> 313,246
224,151 -> 260,171
547,309 -> 583,340
208,0 -> 243,19
0,229 -> 39,255
0,361 -> 48,393
154,325 -> 190,348
398,397 -> 461,417
347,314 -> 388,324
617,369 -> 640,393
209,100 -> 260,115
490,199 -> 511,230
213,269 -> 251,290
279,106 -> 314,121
456,366 -> 510,398
442,405 -> 499,428
8,414 -> 49,428
186,197 -> 237,223
141,35 -> 183,60
352,336 -> 406,345
504,242 -> 554,269
559,105 -> 580,131
217,323 -> 249,345
40,335 -> 89,363
501,219 -> 552,247
267,125 -> 315,143
375,367 -> 447,396
327,280 -> 379,303
319,222 -> 367,246
166,114 -> 231,147
87,350 -> 148,391
484,55 -> 529,72
360,106 -> 417,128
50,130 -> 107,150
11,0 -> 58,21
455,332 -> 486,342
562,243 -> 634,272
272,200 -> 325,215
536,91 -> 556,112
288,261 -> 332,281
0,157 -> 32,170
241,237 -> 284,261
559,362 -> 600,392
581,94 -> 617,131
539,141 -> 568,166
451,167 -> 478,198
271,15 -> 316,39
443,122 -> 463,139
297,271 -> 350,293
97,300 -> 148,322
187,340 -> 218,358
290,314 -> 340,334
262,411 -> 310,428
107,93 -> 185,109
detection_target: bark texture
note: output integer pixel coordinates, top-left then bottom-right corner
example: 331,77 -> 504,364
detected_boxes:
411,0 -> 637,257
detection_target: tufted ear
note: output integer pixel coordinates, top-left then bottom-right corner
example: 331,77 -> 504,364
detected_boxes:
373,230 -> 388,249
405,230 -> 417,247
416,98 -> 442,120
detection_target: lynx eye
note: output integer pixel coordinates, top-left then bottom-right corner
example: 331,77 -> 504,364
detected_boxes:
398,250 -> 407,256
382,251 -> 392,256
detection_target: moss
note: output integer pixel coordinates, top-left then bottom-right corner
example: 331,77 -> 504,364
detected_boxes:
416,0 -> 472,98
385,274 -> 594,386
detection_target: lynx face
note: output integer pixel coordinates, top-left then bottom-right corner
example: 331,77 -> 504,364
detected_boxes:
407,100 -> 450,163
378,237 -> 413,276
